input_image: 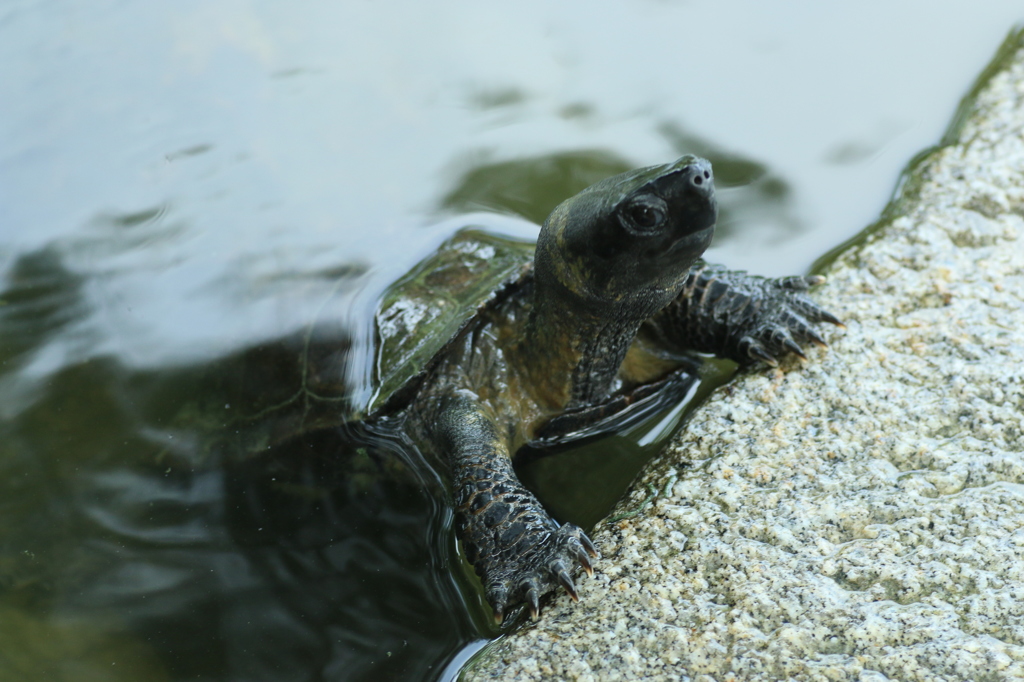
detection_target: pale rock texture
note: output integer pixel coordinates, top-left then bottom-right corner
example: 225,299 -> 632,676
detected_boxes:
465,28 -> 1024,682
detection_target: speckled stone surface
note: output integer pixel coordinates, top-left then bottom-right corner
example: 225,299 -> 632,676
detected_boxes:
465,29 -> 1024,682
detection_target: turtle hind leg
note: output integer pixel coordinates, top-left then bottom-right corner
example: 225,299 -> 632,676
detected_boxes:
424,394 -> 597,622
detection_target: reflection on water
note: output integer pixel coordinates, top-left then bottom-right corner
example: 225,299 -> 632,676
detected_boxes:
5,2 -> 1024,679
440,137 -> 800,246
0,247 -> 88,369
221,426 -> 474,681
0,292 -> 486,680
441,150 -> 633,225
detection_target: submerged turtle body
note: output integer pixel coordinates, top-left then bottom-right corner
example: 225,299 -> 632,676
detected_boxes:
272,156 -> 841,622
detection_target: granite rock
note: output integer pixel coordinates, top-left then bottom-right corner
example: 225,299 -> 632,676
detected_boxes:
465,28 -> 1024,682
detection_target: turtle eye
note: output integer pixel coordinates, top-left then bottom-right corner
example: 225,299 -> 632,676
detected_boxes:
621,197 -> 667,233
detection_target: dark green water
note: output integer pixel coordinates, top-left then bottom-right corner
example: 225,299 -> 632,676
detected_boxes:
2,3 -> 1023,680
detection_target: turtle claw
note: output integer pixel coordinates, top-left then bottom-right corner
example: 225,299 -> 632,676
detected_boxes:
786,311 -> 829,349
525,584 -> 541,620
486,583 -> 509,624
788,278 -> 843,329
777,274 -> 819,291
797,300 -> 844,330
817,308 -> 845,328
807,328 -> 829,348
579,531 -> 599,559
576,546 -> 594,577
777,330 -> 807,359
556,568 -> 579,602
745,339 -> 779,366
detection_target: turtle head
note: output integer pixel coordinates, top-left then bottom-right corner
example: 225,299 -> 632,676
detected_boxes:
534,155 -> 717,319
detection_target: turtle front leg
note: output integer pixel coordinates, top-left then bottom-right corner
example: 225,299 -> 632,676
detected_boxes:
645,261 -> 843,365
426,394 -> 597,622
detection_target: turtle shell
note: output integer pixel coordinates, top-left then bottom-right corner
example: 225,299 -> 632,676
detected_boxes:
197,227 -> 533,459
363,227 -> 535,419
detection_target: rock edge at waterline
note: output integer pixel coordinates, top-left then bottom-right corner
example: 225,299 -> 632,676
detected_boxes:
466,26 -> 1024,682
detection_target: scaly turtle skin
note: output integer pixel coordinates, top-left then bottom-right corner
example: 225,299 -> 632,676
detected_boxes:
355,156 -> 841,622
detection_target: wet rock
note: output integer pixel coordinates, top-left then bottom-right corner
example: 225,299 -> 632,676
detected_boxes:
466,27 -> 1024,682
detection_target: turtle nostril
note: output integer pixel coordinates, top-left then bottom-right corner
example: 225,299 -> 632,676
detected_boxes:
687,164 -> 713,193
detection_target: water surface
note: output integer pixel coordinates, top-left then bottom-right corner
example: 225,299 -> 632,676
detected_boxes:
2,3 -> 1022,680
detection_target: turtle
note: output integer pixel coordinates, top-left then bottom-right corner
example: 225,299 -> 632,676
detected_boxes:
249,155 -> 841,622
